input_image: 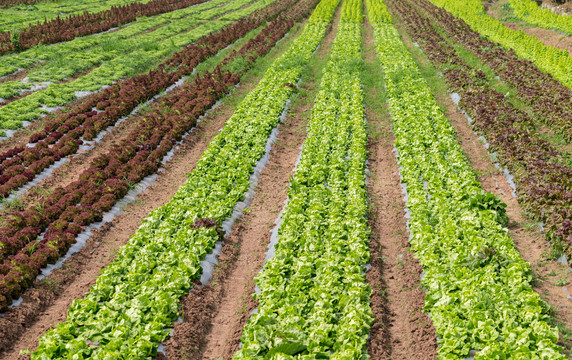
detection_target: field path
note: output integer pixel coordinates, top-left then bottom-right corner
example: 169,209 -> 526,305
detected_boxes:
362,5 -> 438,358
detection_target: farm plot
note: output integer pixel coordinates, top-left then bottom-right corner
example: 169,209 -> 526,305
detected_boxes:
0,0 -> 306,312
392,0 -> 572,281
234,0 -> 372,357
0,0 -> 570,358
0,0 -> 151,32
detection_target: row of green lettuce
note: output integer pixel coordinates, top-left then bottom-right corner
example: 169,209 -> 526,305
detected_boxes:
0,0 -> 267,134
508,0 -> 572,35
0,0 -> 152,33
428,0 -> 572,89
233,0 -> 372,358
31,0 -> 339,358
368,0 -> 565,358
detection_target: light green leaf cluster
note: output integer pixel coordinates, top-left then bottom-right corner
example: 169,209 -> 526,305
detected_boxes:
369,0 -> 565,358
0,80 -> 30,99
0,0 -> 264,135
429,0 -> 572,90
32,0 -> 339,358
508,0 -> 572,35
234,1 -> 372,359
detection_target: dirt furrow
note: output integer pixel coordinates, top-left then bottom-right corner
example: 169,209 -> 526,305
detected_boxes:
156,6 -> 342,359
0,21 -> 305,357
362,8 -> 438,359
389,9 -> 572,351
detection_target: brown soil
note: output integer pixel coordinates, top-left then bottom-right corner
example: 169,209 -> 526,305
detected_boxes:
0,63 -> 39,85
509,22 -> 572,56
363,7 -> 438,359
156,6 -> 341,359
0,25 -> 300,358
487,0 -> 572,55
0,87 -> 38,107
543,0 -> 572,15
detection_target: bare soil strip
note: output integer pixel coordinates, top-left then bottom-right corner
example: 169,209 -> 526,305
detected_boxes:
156,6 -> 343,359
390,9 -> 572,352
362,10 -> 438,360
0,21 -> 306,359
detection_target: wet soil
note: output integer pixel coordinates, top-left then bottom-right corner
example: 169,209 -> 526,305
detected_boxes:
363,7 -> 438,359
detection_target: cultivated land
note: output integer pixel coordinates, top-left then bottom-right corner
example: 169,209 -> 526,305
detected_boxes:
0,0 -> 572,359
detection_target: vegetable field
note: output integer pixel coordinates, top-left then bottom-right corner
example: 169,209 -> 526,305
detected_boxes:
0,0 -> 571,358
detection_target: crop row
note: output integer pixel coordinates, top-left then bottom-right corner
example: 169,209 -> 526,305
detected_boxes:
0,0 -> 305,312
0,0 -> 263,133
31,0 -> 333,357
0,0 -> 209,54
369,0 -> 563,357
394,0 -> 572,266
0,0 -> 277,199
508,0 -> 572,35
429,0 -> 572,89
413,0 -> 572,141
235,0 -> 371,358
219,0 -> 278,21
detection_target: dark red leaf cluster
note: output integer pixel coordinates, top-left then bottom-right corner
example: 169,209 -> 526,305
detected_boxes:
0,31 -> 14,54
191,218 -> 218,230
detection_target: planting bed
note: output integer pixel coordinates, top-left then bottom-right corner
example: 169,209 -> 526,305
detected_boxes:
0,0 -> 569,358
